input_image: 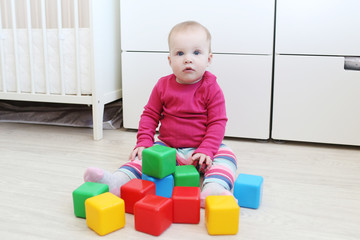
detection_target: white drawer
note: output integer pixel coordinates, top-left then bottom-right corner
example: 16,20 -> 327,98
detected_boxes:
122,52 -> 272,139
209,54 -> 272,139
276,0 -> 360,56
120,0 -> 275,54
122,52 -> 171,129
272,55 -> 360,145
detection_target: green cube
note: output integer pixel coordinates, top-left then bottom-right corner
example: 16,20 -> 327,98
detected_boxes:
174,165 -> 200,187
142,145 -> 176,179
72,182 -> 109,218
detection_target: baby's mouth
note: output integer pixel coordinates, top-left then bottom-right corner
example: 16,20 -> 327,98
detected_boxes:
183,67 -> 194,72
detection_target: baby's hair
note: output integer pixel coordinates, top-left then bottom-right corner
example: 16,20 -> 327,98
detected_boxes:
168,21 -> 212,53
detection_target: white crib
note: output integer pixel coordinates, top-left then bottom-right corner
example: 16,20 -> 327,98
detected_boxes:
0,0 -> 122,140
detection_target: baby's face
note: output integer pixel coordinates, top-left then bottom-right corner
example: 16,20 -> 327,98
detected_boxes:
168,28 -> 212,84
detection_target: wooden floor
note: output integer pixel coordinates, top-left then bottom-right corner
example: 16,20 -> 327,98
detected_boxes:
0,122 -> 359,240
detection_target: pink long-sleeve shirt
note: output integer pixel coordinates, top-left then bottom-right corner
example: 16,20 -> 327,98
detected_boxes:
135,71 -> 227,159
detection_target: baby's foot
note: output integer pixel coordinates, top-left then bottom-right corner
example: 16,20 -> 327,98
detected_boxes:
200,182 -> 234,208
84,167 -> 131,197
84,167 -> 104,182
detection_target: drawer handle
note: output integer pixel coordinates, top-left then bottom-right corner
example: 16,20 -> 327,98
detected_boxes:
344,57 -> 360,71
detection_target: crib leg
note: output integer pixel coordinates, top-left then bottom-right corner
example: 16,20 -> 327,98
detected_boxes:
92,100 -> 104,140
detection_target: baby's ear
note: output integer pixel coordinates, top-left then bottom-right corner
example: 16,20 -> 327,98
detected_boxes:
207,53 -> 213,65
168,55 -> 171,65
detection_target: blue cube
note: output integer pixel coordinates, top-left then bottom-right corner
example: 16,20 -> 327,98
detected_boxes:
233,173 -> 263,209
142,173 -> 174,198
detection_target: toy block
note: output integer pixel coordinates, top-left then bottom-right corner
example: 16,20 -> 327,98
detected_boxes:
120,179 -> 156,214
142,144 -> 176,179
233,173 -> 263,209
72,182 -> 109,218
142,173 -> 174,198
205,195 -> 240,235
174,165 -> 200,187
85,192 -> 125,236
171,186 -> 200,224
134,194 -> 173,236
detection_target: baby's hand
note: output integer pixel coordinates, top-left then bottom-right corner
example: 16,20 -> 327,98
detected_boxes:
191,153 -> 212,172
129,147 -> 145,161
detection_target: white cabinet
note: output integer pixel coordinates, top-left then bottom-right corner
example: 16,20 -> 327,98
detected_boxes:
120,0 -> 274,54
121,0 -> 275,140
272,0 -> 360,146
276,0 -> 360,56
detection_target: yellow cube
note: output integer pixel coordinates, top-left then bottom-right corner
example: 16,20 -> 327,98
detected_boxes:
85,192 -> 125,236
205,195 -> 240,235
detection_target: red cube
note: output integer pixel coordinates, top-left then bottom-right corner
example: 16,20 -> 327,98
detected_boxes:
120,179 -> 156,214
171,186 -> 200,224
134,194 -> 173,236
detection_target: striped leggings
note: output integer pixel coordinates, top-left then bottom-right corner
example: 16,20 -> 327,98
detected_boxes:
118,142 -> 237,191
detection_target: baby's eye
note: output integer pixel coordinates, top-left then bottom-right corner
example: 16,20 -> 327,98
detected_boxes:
194,50 -> 201,55
176,51 -> 184,56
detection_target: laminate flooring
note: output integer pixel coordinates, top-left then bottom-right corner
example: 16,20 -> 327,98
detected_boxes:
0,123 -> 359,240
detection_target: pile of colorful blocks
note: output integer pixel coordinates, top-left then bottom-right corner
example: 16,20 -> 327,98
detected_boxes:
72,145 -> 263,236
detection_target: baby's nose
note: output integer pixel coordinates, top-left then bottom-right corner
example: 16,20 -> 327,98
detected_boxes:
184,57 -> 193,64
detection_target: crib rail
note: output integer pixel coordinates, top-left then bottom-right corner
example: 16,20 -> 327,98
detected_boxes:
0,0 -> 91,97
0,0 -> 122,140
